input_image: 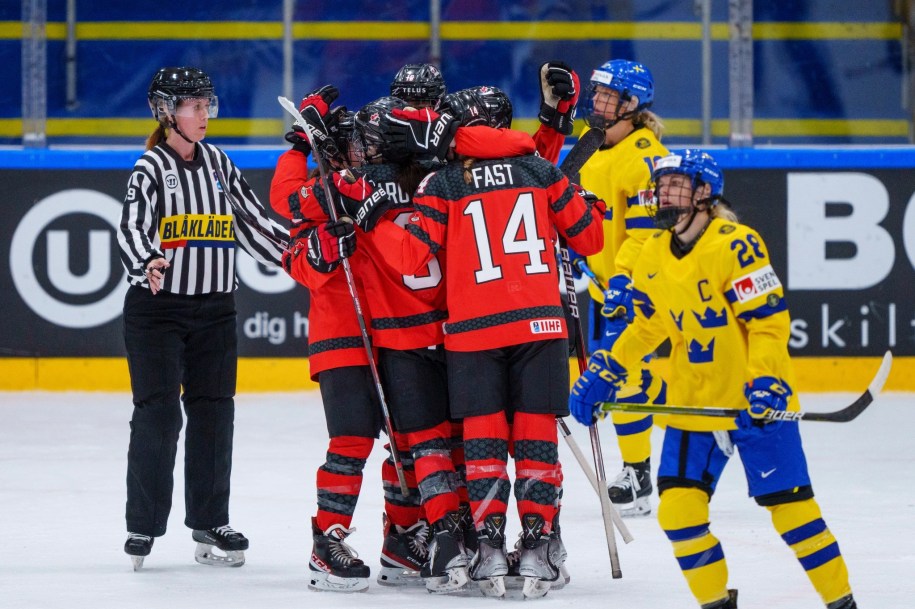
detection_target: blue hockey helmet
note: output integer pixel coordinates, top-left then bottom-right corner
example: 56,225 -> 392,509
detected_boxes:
651,149 -> 723,199
585,59 -> 653,128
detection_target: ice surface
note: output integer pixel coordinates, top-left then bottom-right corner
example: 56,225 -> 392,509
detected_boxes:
1,391 -> 912,608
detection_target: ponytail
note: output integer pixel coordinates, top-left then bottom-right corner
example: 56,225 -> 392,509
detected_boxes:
635,110 -> 665,140
145,123 -> 167,151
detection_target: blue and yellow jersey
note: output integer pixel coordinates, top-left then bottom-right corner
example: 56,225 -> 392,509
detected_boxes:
611,218 -> 798,431
578,126 -> 668,302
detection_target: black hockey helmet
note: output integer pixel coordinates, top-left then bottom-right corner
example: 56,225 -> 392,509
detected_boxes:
443,85 -> 513,129
352,96 -> 411,164
148,66 -> 218,122
390,63 -> 447,108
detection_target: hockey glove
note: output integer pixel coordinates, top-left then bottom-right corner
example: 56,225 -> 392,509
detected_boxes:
601,274 -> 634,322
538,60 -> 580,136
303,218 -> 356,273
736,376 -> 792,433
332,171 -> 394,232
298,85 -> 342,161
384,107 -> 459,161
284,125 -> 312,155
569,350 -> 628,426
575,185 -> 607,218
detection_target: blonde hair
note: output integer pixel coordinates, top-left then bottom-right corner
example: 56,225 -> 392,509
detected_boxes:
634,109 -> 664,140
145,123 -> 167,151
711,201 -> 738,223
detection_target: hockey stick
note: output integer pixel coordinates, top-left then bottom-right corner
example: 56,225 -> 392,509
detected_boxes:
209,149 -> 290,251
574,257 -> 605,291
278,95 -> 410,497
559,127 -> 606,183
559,239 -> 623,578
599,350 -> 893,423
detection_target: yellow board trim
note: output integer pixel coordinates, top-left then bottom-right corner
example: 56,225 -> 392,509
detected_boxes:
0,358 -> 318,392
1,356 -> 911,392
4,117 -> 906,140
0,20 -> 902,41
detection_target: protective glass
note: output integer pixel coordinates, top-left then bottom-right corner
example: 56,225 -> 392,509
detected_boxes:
174,96 -> 219,119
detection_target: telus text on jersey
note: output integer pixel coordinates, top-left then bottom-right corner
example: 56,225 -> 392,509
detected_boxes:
470,163 -> 515,189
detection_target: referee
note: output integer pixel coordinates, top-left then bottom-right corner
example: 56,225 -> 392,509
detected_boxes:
117,66 -> 286,570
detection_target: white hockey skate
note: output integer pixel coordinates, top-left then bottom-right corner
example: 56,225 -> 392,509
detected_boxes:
192,525 -> 248,567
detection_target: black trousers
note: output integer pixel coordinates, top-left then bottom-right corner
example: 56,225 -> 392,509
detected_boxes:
123,286 -> 237,537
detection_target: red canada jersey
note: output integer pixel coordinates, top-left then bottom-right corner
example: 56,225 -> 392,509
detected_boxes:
350,163 -> 447,350
270,149 -> 370,379
385,154 -> 603,351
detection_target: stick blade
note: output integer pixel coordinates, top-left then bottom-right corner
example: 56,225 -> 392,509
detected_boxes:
868,350 -> 893,397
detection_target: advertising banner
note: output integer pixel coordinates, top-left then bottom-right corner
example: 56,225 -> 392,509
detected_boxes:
1,163 -> 913,358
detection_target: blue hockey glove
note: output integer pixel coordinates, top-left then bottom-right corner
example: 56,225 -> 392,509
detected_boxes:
601,274 -> 634,322
736,376 -> 792,433
598,315 -> 629,352
569,350 -> 628,426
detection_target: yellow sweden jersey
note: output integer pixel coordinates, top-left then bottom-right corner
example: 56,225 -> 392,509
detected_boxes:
611,218 -> 799,431
578,126 -> 668,303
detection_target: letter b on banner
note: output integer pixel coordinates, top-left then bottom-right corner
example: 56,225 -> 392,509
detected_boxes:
787,173 -> 894,289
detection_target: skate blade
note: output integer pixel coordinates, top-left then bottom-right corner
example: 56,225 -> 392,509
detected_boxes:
309,570 -> 369,593
475,575 -> 506,598
194,542 -> 245,567
377,565 -> 423,587
616,496 -> 652,518
131,556 -> 145,571
424,566 -> 469,594
522,576 -> 552,599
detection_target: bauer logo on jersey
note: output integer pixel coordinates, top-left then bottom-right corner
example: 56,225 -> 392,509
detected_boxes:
731,264 -> 781,303
159,213 -> 235,249
530,318 -> 563,334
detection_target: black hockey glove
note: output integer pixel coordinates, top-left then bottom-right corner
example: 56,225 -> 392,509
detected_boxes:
298,85 -> 342,162
332,170 -> 394,232
302,218 -> 356,273
381,107 -> 459,162
284,125 -> 312,155
538,60 -> 580,136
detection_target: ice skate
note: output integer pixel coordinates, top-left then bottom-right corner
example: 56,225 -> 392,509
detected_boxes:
827,594 -> 857,609
458,503 -> 478,555
308,518 -> 370,593
517,513 -> 560,599
506,510 -> 568,590
422,510 -> 470,594
124,532 -> 153,571
607,458 -> 652,517
192,525 -> 247,567
702,588 -> 738,608
468,514 -> 509,598
377,514 -> 429,587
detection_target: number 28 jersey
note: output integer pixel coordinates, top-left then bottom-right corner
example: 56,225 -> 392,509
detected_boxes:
398,154 -> 604,352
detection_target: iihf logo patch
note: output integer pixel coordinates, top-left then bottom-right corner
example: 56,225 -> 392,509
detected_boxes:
530,318 -> 562,334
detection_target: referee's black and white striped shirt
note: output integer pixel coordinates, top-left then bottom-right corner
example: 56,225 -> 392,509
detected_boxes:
118,141 -> 287,295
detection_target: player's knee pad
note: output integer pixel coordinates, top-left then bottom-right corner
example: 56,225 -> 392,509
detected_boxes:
327,435 -> 374,464
658,487 -> 710,535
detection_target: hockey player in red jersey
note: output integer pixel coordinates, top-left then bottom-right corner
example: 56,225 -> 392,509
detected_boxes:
367,86 -> 604,599
270,87 -> 424,593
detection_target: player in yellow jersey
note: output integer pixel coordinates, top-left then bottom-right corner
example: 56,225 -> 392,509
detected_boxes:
573,59 -> 669,516
569,150 -> 857,609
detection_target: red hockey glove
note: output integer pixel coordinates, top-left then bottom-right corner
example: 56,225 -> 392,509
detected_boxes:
332,171 -> 394,232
